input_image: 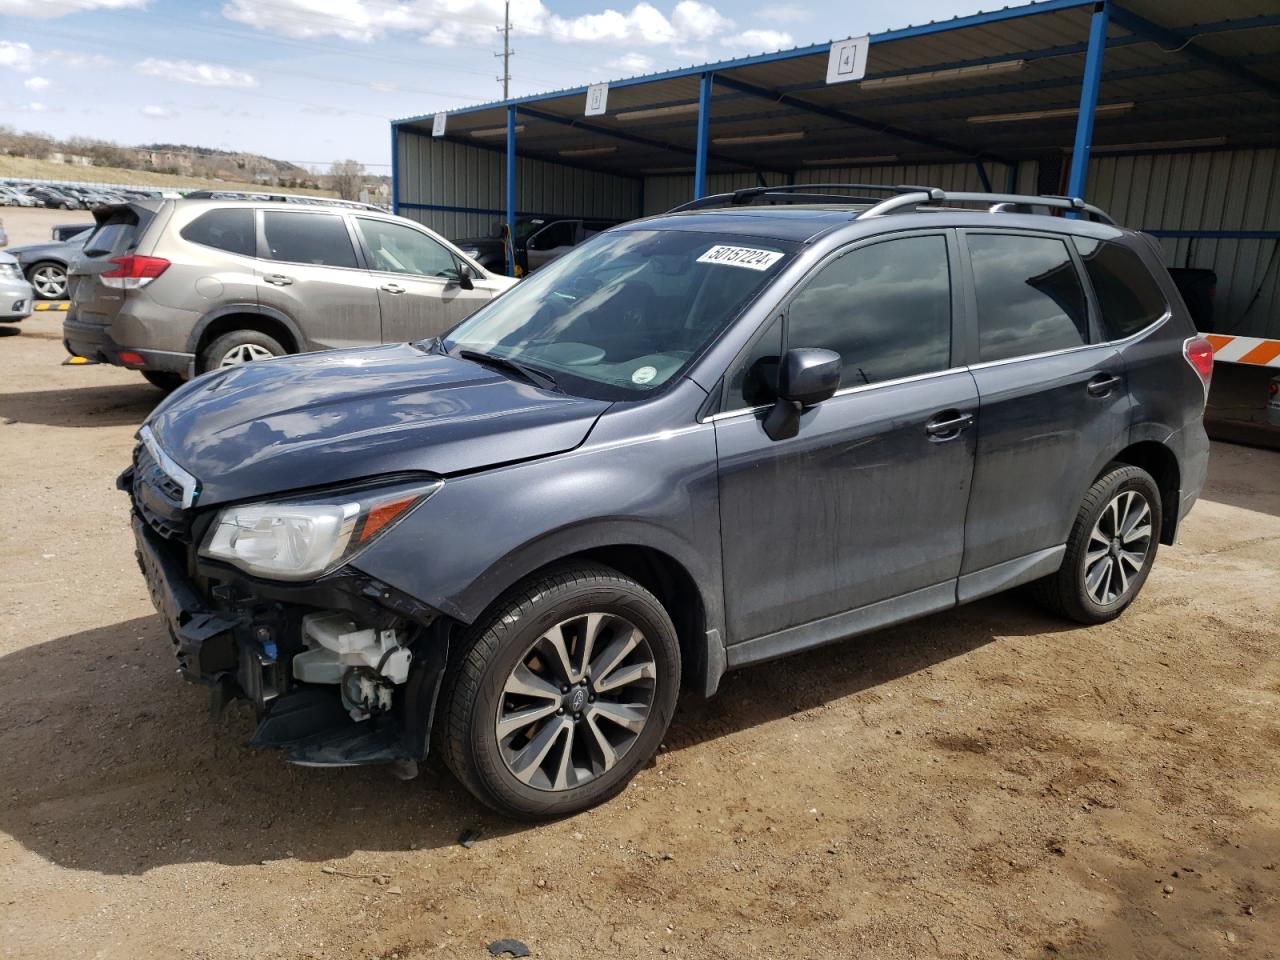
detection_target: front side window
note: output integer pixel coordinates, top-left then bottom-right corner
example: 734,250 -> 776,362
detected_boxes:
786,234 -> 953,386
181,208 -> 256,257
968,233 -> 1089,363
445,229 -> 796,400
262,211 -> 357,268
358,218 -> 459,279
528,221 -> 575,251
1074,237 -> 1168,339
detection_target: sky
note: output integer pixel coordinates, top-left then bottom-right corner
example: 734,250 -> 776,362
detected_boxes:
0,0 -> 986,173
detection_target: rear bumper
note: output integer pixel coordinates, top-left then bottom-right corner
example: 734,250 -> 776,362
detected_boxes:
64,314 -> 193,374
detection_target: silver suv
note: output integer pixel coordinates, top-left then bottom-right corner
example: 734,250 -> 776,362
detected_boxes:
64,197 -> 516,390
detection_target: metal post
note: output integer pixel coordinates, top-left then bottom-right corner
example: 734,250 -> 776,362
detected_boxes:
506,106 -> 517,276
693,72 -> 713,200
1067,1 -> 1109,200
390,122 -> 399,215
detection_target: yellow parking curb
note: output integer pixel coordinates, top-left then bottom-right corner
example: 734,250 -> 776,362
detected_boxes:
34,302 -> 70,312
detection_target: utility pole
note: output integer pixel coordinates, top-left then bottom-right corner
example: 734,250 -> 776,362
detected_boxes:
495,0 -> 512,100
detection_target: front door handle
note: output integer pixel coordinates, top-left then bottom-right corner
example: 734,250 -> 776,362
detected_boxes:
380,283 -> 405,294
1087,374 -> 1121,397
925,411 -> 975,440
263,274 -> 293,286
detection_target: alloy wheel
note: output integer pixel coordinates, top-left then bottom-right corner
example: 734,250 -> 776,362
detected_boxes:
1084,489 -> 1153,606
30,264 -> 66,299
496,612 -> 657,792
218,343 -> 276,366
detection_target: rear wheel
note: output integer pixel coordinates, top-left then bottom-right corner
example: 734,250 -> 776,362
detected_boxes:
199,329 -> 287,372
142,371 -> 185,392
1032,464 -> 1162,624
27,261 -> 67,300
436,563 -> 681,819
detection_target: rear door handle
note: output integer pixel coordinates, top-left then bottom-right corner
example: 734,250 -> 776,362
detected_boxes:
925,411 -> 975,439
263,274 -> 293,286
380,283 -> 405,294
1087,374 -> 1121,397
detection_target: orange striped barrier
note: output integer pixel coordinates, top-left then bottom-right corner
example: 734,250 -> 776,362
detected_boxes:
1203,334 -> 1280,368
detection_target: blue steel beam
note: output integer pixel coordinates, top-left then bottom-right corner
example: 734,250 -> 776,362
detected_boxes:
1108,4 -> 1280,100
506,106 -> 516,276
1066,2 -> 1109,200
694,72 -> 713,199
390,122 -> 400,215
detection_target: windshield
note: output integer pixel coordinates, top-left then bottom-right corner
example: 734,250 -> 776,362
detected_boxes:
444,228 -> 796,400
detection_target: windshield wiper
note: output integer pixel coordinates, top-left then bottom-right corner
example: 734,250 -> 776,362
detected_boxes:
458,348 -> 561,393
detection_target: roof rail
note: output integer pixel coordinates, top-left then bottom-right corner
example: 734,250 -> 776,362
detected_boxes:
181,189 -> 383,212
669,183 -> 926,213
859,190 -> 1115,225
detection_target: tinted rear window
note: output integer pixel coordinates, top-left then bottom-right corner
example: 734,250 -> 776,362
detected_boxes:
83,211 -> 140,258
181,208 -> 256,257
262,211 -> 357,268
1074,237 -> 1168,339
968,233 -> 1089,363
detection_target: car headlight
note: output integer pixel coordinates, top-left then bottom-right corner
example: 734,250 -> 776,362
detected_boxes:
200,479 -> 441,580
0,263 -> 19,280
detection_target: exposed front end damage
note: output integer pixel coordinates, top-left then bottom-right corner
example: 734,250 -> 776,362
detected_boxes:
122,450 -> 450,773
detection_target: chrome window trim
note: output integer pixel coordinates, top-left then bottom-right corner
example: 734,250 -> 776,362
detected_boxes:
138,424 -> 201,509
967,308 -> 1173,372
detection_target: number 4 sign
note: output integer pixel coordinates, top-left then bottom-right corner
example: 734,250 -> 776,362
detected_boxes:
826,36 -> 869,85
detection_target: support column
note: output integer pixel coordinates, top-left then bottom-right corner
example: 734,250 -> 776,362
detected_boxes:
505,106 -> 517,276
693,72 -> 713,200
1066,2 -> 1109,200
390,122 -> 399,215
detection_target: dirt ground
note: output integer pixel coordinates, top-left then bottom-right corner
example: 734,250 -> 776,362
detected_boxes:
0,311 -> 1277,960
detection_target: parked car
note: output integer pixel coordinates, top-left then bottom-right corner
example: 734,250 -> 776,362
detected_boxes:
120,185 -> 1211,818
25,186 -> 82,210
0,218 -> 6,247
0,187 -> 38,207
5,228 -> 92,300
454,216 -> 623,275
64,197 -> 516,391
0,251 -> 34,323
52,222 -> 95,242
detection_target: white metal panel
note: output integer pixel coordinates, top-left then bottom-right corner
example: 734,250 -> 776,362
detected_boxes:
1086,148 -> 1280,340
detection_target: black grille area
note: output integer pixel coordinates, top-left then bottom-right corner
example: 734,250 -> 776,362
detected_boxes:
132,443 -> 191,542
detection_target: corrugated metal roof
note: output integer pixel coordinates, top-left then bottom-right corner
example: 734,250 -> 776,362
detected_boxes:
395,0 -> 1280,177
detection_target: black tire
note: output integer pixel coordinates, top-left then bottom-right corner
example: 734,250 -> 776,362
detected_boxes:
26,261 -> 67,300
1031,463 -> 1163,625
199,329 -> 287,373
141,370 -> 185,392
435,562 -> 681,819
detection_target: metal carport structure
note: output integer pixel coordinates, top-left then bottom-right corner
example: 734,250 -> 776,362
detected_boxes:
392,0 -> 1280,349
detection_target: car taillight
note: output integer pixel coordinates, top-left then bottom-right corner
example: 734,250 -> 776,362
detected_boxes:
1183,336 -> 1214,395
101,254 -> 169,289
1269,381 -> 1279,398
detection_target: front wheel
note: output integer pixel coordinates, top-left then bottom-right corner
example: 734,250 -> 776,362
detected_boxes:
27,261 -> 67,300
1032,464 -> 1162,624
436,563 -> 681,819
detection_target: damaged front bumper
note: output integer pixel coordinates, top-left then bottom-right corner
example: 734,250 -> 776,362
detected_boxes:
129,505 -> 450,769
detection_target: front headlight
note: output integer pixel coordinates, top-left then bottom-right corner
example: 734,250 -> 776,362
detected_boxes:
200,479 -> 441,580
0,263 -> 19,280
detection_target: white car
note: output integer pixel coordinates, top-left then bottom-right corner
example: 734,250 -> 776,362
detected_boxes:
0,251 -> 35,323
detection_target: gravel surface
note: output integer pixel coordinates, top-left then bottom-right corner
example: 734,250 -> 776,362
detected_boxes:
1,312 -> 1277,959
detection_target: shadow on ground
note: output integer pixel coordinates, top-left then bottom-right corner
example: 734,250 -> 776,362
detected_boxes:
0,592 -> 1072,876
0,382 -> 161,428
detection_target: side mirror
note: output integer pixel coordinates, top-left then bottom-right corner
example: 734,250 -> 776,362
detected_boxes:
763,347 -> 841,441
454,261 -> 475,290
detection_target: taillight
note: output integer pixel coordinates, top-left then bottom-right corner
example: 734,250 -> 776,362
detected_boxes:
1183,336 -> 1214,396
101,254 -> 170,289
1269,381 -> 1279,398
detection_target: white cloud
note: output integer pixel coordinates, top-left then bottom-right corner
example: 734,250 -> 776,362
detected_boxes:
610,52 -> 655,74
370,80 -> 398,93
223,0 -> 739,49
50,49 -> 116,69
141,104 -> 175,118
136,58 -> 258,88
0,0 -> 147,17
23,101 -> 46,112
753,4 -> 808,23
722,28 -> 793,51
0,40 -> 35,72
23,75 -> 50,91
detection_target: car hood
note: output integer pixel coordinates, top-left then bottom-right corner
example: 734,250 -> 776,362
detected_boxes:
5,240 -> 80,263
146,343 -> 612,506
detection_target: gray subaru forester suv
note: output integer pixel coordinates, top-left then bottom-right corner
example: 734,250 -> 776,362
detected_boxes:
63,196 -> 515,390
120,185 -> 1212,818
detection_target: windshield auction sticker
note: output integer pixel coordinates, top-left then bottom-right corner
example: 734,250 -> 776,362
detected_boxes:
696,245 -> 784,271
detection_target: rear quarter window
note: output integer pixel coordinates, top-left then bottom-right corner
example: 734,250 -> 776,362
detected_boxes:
1074,237 -> 1168,339
181,208 -> 256,257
